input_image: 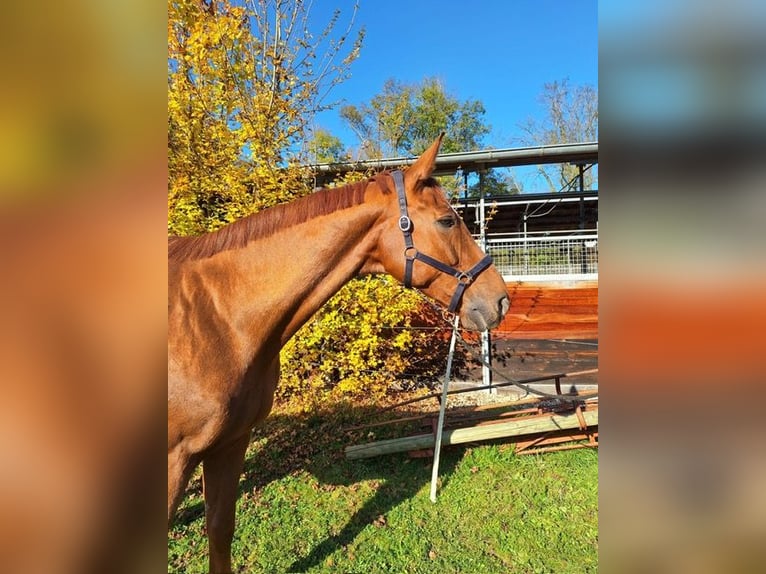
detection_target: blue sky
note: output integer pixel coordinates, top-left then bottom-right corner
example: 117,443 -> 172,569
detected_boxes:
309,0 -> 598,151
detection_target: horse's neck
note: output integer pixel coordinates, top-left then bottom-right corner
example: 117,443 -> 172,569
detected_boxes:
215,202 -> 382,353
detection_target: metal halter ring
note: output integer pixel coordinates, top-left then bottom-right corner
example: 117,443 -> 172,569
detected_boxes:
456,272 -> 473,285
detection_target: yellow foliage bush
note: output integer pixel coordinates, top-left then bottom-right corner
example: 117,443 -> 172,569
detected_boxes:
279,276 -> 446,410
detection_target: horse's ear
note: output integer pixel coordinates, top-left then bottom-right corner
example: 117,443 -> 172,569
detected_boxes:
375,171 -> 394,195
405,132 -> 444,187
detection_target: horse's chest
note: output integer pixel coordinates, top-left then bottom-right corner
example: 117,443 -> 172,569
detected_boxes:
218,359 -> 280,439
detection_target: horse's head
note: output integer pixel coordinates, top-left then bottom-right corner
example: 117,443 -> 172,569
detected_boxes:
368,134 -> 510,331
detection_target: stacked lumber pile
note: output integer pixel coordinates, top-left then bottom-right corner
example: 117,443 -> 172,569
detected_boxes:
345,397 -> 598,460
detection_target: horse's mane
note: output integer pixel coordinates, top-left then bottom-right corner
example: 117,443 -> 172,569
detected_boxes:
168,178 -> 374,263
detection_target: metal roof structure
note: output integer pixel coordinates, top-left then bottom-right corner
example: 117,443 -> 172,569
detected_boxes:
308,141 -> 598,186
307,141 -> 599,237
458,190 -> 598,236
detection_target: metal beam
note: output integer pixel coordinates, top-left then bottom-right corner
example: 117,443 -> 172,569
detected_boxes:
308,142 -> 598,185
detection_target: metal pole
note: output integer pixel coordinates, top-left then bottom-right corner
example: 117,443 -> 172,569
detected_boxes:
477,170 -> 492,392
522,210 -> 529,276
578,163 -> 587,274
430,315 -> 460,503
478,170 -> 486,248
481,330 -> 492,392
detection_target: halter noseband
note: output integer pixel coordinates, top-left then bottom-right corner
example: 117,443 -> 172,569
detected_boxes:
391,170 -> 493,314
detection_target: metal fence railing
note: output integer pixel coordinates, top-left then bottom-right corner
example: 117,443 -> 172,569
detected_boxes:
482,230 -> 598,280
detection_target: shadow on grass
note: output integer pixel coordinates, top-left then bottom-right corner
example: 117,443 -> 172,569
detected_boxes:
287,454 -> 461,573
174,400 -> 460,573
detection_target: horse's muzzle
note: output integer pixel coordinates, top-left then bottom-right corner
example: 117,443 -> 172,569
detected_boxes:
461,294 -> 510,332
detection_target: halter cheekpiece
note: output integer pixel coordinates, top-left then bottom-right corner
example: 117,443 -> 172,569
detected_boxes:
391,170 -> 493,314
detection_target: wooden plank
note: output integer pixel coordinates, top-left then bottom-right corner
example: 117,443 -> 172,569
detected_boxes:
498,282 -> 598,339
345,409 -> 598,460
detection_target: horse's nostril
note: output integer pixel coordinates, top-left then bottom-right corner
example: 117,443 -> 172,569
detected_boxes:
499,295 -> 510,317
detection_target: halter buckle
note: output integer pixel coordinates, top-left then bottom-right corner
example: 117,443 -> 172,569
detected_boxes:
398,215 -> 412,232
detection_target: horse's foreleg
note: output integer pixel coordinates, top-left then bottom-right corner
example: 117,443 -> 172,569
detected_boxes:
168,446 -> 198,527
202,434 -> 250,574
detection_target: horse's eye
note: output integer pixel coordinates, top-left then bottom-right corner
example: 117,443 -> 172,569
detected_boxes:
437,216 -> 457,229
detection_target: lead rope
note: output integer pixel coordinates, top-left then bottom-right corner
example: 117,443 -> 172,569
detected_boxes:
428,315 -> 596,501
430,314 -> 460,503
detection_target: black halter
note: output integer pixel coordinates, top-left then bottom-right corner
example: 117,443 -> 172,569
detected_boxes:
391,170 -> 493,314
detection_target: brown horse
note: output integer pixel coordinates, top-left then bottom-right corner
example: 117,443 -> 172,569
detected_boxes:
167,135 -> 509,573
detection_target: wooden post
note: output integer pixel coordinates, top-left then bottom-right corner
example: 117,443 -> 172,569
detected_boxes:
345,409 -> 598,460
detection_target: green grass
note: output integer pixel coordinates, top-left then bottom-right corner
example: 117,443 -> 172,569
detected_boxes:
168,401 -> 598,573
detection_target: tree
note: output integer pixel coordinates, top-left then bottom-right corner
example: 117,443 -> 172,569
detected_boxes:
519,78 -> 598,191
167,1 -> 443,404
466,170 -> 521,198
341,77 -> 490,158
306,128 -> 349,164
168,0 -> 364,234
